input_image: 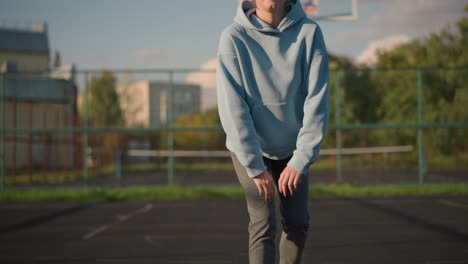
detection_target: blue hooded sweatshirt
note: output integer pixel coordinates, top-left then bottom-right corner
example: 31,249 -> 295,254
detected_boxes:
216,0 -> 330,178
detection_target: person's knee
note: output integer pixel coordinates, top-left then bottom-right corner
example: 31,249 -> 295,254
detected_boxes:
283,223 -> 309,235
282,209 -> 309,231
249,210 -> 276,230
281,209 -> 310,243
247,203 -> 276,232
281,224 -> 309,249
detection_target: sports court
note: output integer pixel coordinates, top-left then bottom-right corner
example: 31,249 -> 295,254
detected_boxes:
1,196 -> 468,263
1,1 -> 468,263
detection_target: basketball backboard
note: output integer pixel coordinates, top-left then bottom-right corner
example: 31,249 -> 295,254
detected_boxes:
300,0 -> 358,21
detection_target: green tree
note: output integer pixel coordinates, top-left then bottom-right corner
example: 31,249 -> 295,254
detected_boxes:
373,6 -> 468,159
173,108 -> 225,150
86,70 -> 124,126
81,70 -> 126,167
326,54 -> 380,149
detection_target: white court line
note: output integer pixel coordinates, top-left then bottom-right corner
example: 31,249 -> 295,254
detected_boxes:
438,199 -> 468,209
82,203 -> 153,240
82,225 -> 109,240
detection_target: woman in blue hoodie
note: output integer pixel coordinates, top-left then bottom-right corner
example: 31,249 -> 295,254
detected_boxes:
216,0 -> 329,263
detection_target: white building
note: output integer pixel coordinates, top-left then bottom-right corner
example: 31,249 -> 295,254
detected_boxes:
117,80 -> 200,127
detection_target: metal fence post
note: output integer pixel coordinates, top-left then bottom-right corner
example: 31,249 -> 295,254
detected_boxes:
167,71 -> 175,185
83,72 -> 89,187
0,74 -> 5,190
116,150 -> 123,185
335,70 -> 343,183
417,70 -> 426,184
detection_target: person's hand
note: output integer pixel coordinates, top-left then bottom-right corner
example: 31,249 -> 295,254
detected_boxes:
252,170 -> 275,203
278,166 -> 302,197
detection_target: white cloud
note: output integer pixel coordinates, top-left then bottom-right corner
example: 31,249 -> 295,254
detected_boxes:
186,59 -> 217,89
355,35 -> 411,65
186,58 -> 218,111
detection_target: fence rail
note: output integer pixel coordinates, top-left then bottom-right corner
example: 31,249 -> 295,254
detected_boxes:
127,146 -> 414,158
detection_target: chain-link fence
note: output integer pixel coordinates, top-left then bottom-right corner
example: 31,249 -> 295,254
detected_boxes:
1,67 -> 467,189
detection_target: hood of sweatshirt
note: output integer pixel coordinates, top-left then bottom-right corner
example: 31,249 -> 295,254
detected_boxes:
234,0 -> 306,33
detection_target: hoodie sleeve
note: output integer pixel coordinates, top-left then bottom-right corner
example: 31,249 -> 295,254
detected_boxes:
287,25 -> 330,175
216,32 -> 267,178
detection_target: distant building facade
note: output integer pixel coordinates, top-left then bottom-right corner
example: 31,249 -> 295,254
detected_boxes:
1,23 -> 79,173
0,23 -> 50,72
117,80 -> 201,127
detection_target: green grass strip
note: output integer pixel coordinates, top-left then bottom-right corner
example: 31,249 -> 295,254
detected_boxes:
0,184 -> 468,202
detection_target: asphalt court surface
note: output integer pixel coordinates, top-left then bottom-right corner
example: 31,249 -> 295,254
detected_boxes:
1,195 -> 468,263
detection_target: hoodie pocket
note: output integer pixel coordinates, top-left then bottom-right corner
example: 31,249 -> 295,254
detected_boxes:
251,101 -> 297,151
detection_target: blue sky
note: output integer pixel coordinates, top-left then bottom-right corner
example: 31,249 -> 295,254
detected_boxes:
0,0 -> 466,70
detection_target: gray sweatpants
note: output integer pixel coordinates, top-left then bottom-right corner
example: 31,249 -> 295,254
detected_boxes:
231,152 -> 310,264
